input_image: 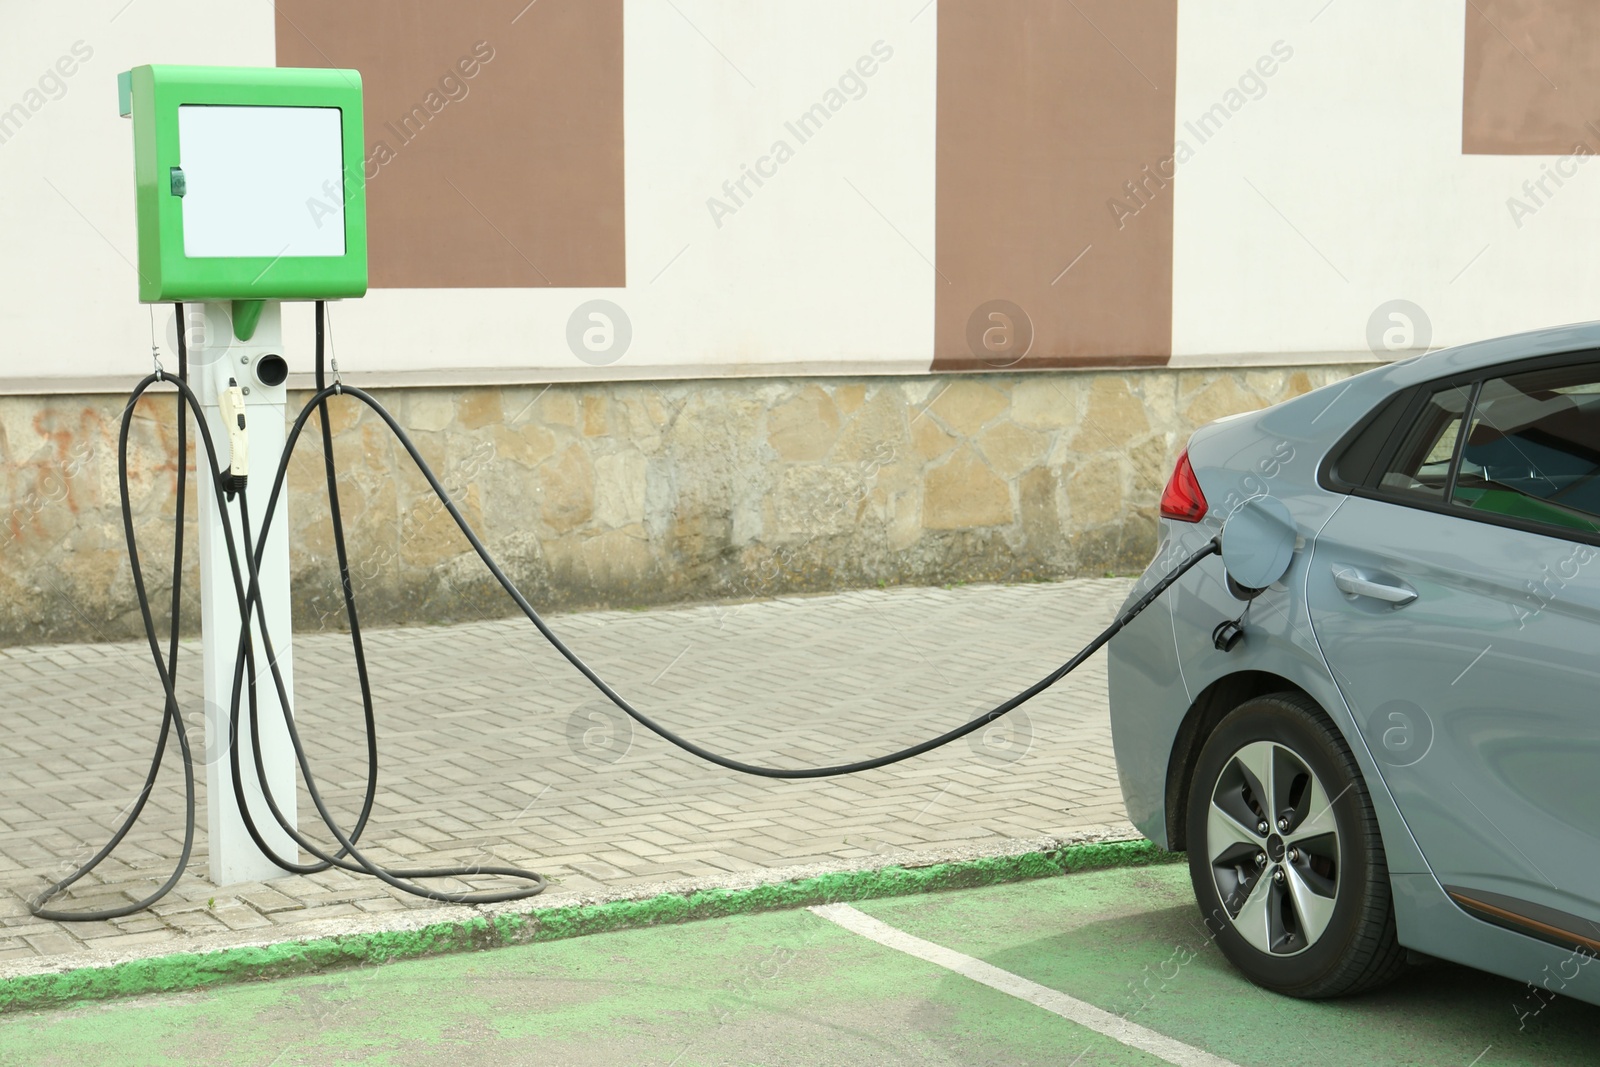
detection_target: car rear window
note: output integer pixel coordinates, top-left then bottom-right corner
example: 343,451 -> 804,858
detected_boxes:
1375,384 -> 1473,501
1453,366 -> 1600,534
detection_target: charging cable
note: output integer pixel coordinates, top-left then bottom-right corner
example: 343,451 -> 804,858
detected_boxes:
30,303 -> 1221,918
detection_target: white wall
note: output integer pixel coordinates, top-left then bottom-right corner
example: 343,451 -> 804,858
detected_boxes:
0,0 -> 275,388
0,0 -> 938,389
10,0 -> 1600,389
1171,0 -> 1600,364
333,0 -> 937,382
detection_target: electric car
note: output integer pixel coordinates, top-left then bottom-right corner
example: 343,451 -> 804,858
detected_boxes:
1108,322 -> 1600,1006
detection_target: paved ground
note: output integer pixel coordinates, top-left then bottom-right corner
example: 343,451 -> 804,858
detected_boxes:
0,577 -> 1137,972
2,864 -> 1593,1066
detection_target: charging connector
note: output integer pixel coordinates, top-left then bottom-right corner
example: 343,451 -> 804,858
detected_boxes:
1213,590 -> 1257,654
1212,618 -> 1246,653
218,378 -> 248,497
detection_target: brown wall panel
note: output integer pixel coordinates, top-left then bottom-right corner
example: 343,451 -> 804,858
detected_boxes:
276,0 -> 624,288
934,0 -> 1175,371
1464,0 -> 1600,155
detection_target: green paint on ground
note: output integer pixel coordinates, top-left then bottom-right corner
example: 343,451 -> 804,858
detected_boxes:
0,839 -> 1175,1015
0,904 -> 1161,1066
4,863 -> 1594,1066
855,865 -> 1600,1067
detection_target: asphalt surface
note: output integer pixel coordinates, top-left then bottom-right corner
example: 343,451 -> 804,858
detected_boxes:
1,864 -> 1593,1066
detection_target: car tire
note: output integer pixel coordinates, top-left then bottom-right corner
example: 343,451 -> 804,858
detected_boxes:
1185,690 -> 1406,998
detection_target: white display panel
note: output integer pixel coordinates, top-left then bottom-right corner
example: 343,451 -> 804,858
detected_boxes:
177,104 -> 345,258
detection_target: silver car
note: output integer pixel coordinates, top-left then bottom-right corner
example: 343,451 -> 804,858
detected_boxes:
1108,323 -> 1600,1007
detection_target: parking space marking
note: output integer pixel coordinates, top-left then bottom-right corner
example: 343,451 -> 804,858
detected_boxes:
809,903 -> 1242,1067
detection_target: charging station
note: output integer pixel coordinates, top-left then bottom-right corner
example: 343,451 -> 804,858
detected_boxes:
32,60 -> 1257,921
119,64 -> 367,884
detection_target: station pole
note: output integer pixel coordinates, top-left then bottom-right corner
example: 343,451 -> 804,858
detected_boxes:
191,300 -> 299,884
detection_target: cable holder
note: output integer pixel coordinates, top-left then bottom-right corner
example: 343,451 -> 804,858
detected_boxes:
326,304 -> 343,393
147,304 -> 165,382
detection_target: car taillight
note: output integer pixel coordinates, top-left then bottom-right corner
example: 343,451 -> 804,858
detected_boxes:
1160,449 -> 1208,522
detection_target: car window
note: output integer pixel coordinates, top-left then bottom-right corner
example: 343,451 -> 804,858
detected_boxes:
1375,384 -> 1473,501
1454,364 -> 1600,535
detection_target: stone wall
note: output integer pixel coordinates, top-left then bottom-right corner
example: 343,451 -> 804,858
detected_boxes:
0,365 -> 1363,647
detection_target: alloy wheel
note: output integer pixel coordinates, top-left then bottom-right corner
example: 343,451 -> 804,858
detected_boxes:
1206,739 -> 1342,956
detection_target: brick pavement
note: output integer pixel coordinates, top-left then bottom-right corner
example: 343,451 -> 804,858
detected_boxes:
0,577 -> 1139,974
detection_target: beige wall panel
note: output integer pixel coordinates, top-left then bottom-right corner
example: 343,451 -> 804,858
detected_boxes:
1463,0 -> 1600,155
933,0 -> 1176,370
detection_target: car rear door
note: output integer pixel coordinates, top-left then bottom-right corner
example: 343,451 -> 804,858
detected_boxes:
1307,357 -> 1600,948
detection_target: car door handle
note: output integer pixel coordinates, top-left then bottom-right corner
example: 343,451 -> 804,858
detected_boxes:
1332,567 -> 1418,606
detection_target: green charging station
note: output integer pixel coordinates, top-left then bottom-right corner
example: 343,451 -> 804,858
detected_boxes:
119,64 -> 368,339
116,64 -> 370,885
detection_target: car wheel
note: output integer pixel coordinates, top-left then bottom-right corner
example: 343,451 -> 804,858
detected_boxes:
1185,691 -> 1406,998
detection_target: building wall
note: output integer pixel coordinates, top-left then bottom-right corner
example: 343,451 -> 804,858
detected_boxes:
0,364 -> 1359,647
3,2 -> 1597,644
6,2 -> 1600,392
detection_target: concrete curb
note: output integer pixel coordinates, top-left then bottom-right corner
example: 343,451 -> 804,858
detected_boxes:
0,837 -> 1177,1014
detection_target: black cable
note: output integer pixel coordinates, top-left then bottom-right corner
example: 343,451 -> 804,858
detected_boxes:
221,381 -> 1214,901
30,314 -> 202,921
219,301 -> 384,877
237,315 -> 549,897
249,381 -> 1222,779
32,366 -> 542,914
34,309 -> 1221,916
181,304 -> 547,902
229,491 -> 549,902
311,302 -> 381,850
33,349 -> 546,916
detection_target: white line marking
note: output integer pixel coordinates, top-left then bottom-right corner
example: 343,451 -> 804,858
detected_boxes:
1310,380 -> 1355,423
651,644 -> 691,685
1051,244 -> 1093,285
1449,243 -> 1491,285
650,242 -> 691,285
809,904 -> 1243,1067
1452,644 -> 1491,686
911,782 -> 951,824
909,381 -> 951,425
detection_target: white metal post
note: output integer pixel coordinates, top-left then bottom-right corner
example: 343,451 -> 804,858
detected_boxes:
191,300 -> 299,884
